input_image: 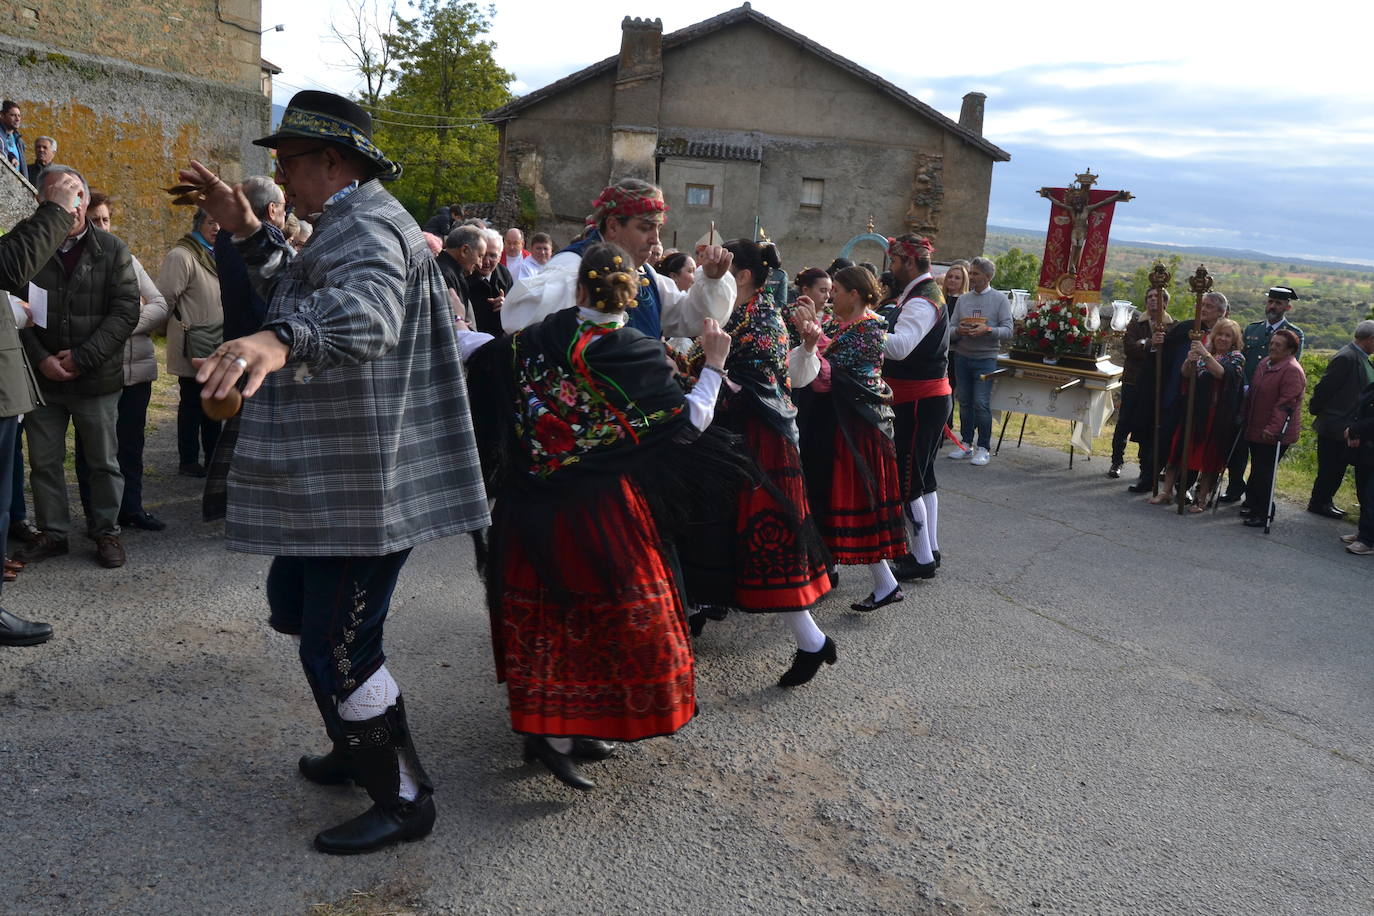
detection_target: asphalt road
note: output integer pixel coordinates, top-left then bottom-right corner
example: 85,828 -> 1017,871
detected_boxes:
2,422 -> 1370,915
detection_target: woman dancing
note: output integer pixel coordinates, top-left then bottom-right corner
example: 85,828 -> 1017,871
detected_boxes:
789,266 -> 907,612
464,242 -> 741,791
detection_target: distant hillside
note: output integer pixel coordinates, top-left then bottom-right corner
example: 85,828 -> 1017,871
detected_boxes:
987,226 -> 1374,275
984,227 -> 1374,351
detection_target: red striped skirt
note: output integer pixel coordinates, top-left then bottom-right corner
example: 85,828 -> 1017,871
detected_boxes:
495,476 -> 695,741
734,415 -> 832,612
819,423 -> 906,565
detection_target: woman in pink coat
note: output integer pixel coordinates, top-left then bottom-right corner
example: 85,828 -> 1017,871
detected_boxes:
1239,328 -> 1306,527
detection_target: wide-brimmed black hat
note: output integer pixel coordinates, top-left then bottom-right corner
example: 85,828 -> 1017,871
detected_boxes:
254,90 -> 401,181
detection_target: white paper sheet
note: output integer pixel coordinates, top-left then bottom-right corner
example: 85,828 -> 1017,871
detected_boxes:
8,293 -> 26,328
26,282 -> 47,328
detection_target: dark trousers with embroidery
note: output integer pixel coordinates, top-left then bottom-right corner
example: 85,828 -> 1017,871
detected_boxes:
266,550 -> 412,742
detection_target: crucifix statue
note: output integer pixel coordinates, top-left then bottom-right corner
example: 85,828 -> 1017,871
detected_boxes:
1038,170 -> 1133,279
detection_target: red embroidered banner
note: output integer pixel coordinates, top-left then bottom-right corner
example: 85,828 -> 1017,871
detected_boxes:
1036,188 -> 1123,304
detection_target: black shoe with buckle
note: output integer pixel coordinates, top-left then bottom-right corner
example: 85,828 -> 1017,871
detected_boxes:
1106,463 -> 1123,479
1216,490 -> 1242,504
119,511 -> 167,531
890,553 -> 936,581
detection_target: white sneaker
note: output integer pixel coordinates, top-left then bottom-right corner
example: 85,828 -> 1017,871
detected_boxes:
970,447 -> 991,466
947,443 -> 972,459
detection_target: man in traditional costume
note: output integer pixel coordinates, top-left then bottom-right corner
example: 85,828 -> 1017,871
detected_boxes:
880,235 -> 950,582
182,90 -> 490,854
501,178 -> 735,337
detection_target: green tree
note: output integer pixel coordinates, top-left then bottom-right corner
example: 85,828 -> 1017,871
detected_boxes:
363,1 -> 512,220
992,247 -> 1041,291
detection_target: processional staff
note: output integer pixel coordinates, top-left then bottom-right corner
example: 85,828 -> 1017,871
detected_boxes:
1148,262 -> 1171,498
1176,264 -> 1214,514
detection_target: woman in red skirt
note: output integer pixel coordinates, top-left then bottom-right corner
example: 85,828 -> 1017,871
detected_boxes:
464,242 -> 742,791
680,239 -> 836,688
790,266 -> 906,611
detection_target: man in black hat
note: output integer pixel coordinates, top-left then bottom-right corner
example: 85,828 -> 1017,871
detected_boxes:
1218,286 -> 1305,503
180,91 -> 489,855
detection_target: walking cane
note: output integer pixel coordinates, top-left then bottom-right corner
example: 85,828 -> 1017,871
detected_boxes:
1212,424 -> 1248,515
1177,266 -> 1213,514
1263,410 -> 1293,535
1146,263 -> 1170,497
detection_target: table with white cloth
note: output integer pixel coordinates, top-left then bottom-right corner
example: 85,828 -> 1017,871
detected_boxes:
986,353 -> 1123,461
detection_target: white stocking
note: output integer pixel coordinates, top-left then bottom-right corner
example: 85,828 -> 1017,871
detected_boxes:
907,498 -> 934,564
338,665 -> 418,801
921,492 -> 940,553
782,610 -> 827,653
868,561 -> 899,599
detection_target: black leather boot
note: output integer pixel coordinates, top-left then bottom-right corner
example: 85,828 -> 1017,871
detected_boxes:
313,696 -> 436,855
299,744 -> 354,785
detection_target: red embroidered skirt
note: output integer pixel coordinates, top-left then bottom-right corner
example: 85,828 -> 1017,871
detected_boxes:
495,476 -> 695,741
819,423 -> 906,565
734,415 -> 832,612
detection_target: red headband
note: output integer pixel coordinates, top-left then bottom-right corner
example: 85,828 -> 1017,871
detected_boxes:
589,186 -> 669,225
887,236 -> 933,261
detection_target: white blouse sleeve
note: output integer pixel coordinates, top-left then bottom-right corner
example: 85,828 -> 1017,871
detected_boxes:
788,344 -> 821,388
683,366 -> 724,431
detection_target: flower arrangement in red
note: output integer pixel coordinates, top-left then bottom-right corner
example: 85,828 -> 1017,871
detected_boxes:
1014,299 -> 1104,358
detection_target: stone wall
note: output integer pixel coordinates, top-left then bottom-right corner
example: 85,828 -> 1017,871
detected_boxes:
0,34 -> 270,266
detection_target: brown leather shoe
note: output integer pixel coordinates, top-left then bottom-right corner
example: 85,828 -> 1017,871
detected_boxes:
13,532 -> 68,564
95,534 -> 126,569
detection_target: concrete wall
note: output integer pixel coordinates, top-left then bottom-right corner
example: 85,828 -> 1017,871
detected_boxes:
0,31 -> 269,268
658,153 -> 760,251
502,70 -> 616,245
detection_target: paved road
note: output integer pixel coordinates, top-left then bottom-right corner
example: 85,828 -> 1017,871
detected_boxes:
2,421 -> 1370,915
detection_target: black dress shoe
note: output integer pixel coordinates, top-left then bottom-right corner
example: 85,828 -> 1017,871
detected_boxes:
1126,480 -> 1153,493
1216,491 -> 1242,504
523,736 -> 595,790
1237,505 -> 1256,517
933,549 -> 941,568
1306,503 -> 1346,519
313,796 -> 436,855
1243,515 -> 1268,527
827,566 -> 840,589
1106,463 -> 1123,479
299,746 -> 354,785
0,608 -> 53,646
850,586 -> 905,613
890,553 -> 936,581
570,738 -> 616,760
178,462 -> 207,478
12,532 -> 68,564
119,511 -> 167,531
688,612 -> 706,637
778,636 -> 838,688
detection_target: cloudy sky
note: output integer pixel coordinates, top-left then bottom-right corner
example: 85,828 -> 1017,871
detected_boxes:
262,0 -> 1367,263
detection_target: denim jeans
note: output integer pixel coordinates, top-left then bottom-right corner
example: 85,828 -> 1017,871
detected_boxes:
952,354 -> 998,449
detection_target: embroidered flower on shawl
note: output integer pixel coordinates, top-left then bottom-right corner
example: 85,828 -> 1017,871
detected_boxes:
512,321 -> 682,478
820,312 -> 891,400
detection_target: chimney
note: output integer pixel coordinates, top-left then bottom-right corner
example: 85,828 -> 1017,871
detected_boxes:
959,92 -> 986,136
610,17 -> 663,183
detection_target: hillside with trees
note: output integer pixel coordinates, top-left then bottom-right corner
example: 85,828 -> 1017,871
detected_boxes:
985,230 -> 1374,351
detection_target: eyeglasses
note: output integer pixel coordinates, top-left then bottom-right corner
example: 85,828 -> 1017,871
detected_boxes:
274,146 -> 328,177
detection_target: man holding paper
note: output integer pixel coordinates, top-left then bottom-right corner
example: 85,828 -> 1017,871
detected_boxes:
0,169 -> 83,645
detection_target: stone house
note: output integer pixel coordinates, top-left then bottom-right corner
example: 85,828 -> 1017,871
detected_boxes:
0,0 -> 270,260
487,3 -> 1009,270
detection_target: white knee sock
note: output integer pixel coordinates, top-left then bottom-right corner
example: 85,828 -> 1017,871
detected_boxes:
546,736 -> 573,754
782,610 -> 827,653
921,492 -> 940,553
868,560 -> 899,598
338,665 -> 418,801
907,498 -> 934,564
